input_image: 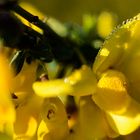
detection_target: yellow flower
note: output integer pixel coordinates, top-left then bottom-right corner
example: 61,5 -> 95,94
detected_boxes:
10,61 -> 43,139
92,13 -> 140,135
33,13 -> 140,137
0,52 -> 41,139
0,53 -> 15,139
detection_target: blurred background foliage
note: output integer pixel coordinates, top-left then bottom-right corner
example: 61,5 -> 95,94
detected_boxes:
20,0 -> 140,24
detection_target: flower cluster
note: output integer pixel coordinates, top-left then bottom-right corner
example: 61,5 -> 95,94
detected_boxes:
33,13 -> 140,139
0,2 -> 140,139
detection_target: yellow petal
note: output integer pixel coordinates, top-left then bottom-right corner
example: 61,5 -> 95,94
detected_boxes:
106,99 -> 140,135
33,79 -> 73,97
14,91 -> 43,140
92,70 -> 130,113
39,97 -> 69,140
0,54 -> 13,92
40,97 -> 68,130
14,98 -> 39,139
37,120 -> 50,140
64,65 -> 97,96
33,65 -> 97,97
79,96 -> 109,138
11,61 -> 38,99
0,54 -> 15,124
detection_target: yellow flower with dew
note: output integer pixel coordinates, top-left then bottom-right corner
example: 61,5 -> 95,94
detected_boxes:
92,13 -> 140,135
33,13 -> 140,137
